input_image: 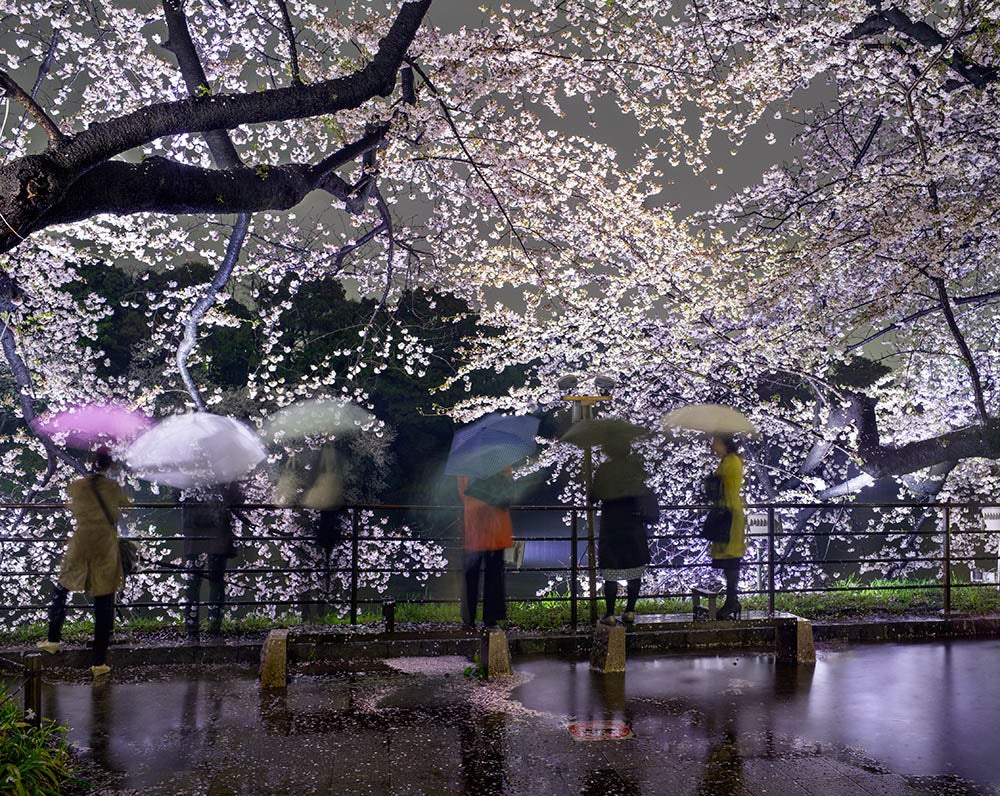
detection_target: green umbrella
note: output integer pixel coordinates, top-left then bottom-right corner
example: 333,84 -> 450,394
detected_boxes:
262,399 -> 374,444
559,417 -> 649,449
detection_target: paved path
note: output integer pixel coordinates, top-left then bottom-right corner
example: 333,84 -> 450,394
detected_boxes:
26,639 -> 1000,795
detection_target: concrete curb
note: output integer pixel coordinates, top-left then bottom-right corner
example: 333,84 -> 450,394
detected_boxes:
812,615 -> 1000,642
2,614 -> 997,674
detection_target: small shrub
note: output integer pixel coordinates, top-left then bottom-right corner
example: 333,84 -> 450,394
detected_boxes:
0,684 -> 76,795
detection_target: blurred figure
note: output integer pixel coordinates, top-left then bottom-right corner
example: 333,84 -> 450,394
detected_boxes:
709,435 -> 746,620
593,438 -> 657,625
37,448 -> 131,678
304,444 -> 347,620
304,443 -> 346,553
182,481 -> 242,637
458,466 -> 514,630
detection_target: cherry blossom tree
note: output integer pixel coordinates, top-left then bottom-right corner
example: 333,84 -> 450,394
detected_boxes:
2,0 -> 999,613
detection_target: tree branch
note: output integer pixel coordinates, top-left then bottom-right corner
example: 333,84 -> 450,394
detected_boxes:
932,275 -> 989,425
0,0 -> 432,256
0,317 -> 84,478
844,7 -> 998,89
30,141 -> 383,230
0,70 -> 65,144
161,0 -> 243,169
274,0 -> 303,86
847,289 -> 1000,351
176,213 -> 251,411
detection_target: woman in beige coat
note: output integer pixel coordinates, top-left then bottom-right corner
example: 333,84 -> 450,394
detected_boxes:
36,448 -> 130,677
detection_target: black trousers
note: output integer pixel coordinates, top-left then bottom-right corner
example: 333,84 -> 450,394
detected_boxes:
185,554 -> 227,633
47,584 -> 114,666
463,549 -> 506,627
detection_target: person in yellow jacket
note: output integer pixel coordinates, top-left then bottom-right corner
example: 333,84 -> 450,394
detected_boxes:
710,435 -> 745,619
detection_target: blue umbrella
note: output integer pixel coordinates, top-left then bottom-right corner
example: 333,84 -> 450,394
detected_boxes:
444,413 -> 540,478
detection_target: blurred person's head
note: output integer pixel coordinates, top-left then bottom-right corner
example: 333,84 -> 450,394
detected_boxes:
711,435 -> 738,458
604,438 -> 631,460
90,446 -> 114,473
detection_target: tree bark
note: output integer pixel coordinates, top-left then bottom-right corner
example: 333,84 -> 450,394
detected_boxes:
0,0 -> 432,257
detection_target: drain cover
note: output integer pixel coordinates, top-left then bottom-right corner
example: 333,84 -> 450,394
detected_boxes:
567,720 -> 634,741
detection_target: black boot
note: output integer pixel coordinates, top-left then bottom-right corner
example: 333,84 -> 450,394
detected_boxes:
717,565 -> 741,620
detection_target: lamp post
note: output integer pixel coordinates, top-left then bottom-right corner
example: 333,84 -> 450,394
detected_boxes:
559,374 -> 614,624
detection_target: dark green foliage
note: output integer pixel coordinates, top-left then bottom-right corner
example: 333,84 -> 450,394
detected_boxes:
829,355 -> 892,389
0,684 -> 77,796
61,260 -> 531,504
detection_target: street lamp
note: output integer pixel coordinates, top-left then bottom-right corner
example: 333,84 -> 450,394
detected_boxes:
560,373 -> 615,624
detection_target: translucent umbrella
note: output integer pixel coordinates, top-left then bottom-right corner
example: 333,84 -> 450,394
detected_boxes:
662,404 -> 757,435
32,403 -> 153,449
444,413 -> 540,478
262,398 -> 373,444
125,413 -> 267,488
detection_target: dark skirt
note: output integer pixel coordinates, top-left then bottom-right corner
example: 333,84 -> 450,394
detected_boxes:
711,557 -> 742,572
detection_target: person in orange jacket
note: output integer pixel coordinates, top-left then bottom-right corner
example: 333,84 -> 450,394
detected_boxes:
457,466 -> 514,630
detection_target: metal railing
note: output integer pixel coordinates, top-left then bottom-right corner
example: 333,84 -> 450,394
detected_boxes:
0,500 -> 997,630
0,652 -> 42,726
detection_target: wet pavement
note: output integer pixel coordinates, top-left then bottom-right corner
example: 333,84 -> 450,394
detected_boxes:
35,639 -> 1000,795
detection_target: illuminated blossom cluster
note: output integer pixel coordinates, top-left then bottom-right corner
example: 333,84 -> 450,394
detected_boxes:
0,1 -> 998,611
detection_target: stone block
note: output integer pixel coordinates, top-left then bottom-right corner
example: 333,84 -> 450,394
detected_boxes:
479,629 -> 512,679
259,628 -> 288,689
590,623 -> 626,673
775,617 -> 815,665
692,588 -> 720,622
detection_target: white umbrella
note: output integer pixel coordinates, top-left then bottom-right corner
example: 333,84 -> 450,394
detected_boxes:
662,404 -> 757,435
262,398 -> 373,444
125,413 -> 267,488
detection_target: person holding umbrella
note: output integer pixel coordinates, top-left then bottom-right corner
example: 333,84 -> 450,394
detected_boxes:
182,481 -> 243,637
709,435 -> 746,620
457,466 -> 515,630
593,437 -> 657,625
445,413 -> 539,631
36,447 -> 131,677
662,404 -> 753,621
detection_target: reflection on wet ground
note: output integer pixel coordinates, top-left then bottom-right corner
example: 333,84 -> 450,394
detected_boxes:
42,639 -> 1000,795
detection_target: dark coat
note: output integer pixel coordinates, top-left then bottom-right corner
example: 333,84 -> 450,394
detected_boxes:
594,454 -> 653,571
182,483 -> 240,558
597,495 -> 652,570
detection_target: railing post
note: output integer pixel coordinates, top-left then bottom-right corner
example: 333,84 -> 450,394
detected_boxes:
767,506 -> 776,616
943,501 -> 952,615
584,450 -> 598,625
570,510 -> 579,629
24,652 -> 41,728
350,507 -> 360,625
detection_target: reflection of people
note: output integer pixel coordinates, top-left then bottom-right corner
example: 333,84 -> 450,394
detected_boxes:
581,768 -> 639,796
183,482 -> 242,637
460,709 -> 506,792
697,720 -> 744,796
457,467 -> 514,630
88,679 -> 120,775
593,439 -> 654,625
37,448 -> 131,677
709,435 -> 745,620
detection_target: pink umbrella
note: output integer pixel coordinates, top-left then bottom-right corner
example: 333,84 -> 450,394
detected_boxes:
32,403 -> 154,449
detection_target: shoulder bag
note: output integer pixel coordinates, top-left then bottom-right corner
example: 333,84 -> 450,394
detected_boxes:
700,474 -> 731,543
89,476 -> 140,578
